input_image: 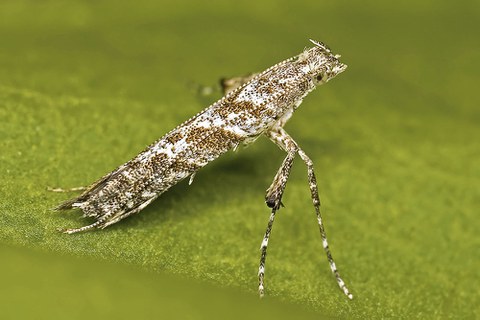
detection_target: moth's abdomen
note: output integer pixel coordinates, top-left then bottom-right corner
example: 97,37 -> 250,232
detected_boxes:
63,124 -> 243,222
71,157 -> 179,220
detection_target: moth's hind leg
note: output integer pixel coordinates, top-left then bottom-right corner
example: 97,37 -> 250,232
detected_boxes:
48,185 -> 89,211
62,196 -> 158,234
47,186 -> 87,193
61,220 -> 105,234
99,196 -> 158,229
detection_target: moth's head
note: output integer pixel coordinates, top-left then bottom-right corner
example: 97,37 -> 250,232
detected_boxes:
299,39 -> 347,85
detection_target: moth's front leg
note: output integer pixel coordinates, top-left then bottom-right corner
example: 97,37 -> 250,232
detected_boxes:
264,127 -> 353,299
264,128 -> 299,210
258,127 -> 299,297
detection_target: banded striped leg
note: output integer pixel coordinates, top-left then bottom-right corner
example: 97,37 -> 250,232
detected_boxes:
62,197 -> 158,234
297,149 -> 353,299
259,148 -> 296,297
47,186 -> 87,193
61,220 -> 105,234
265,127 -> 353,299
258,209 -> 277,297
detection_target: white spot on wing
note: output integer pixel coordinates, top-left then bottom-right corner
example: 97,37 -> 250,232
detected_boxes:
235,84 -> 266,106
212,117 -> 224,127
141,191 -> 156,198
195,119 -> 212,128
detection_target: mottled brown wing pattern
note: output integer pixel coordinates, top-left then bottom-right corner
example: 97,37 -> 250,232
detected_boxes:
53,39 -> 352,299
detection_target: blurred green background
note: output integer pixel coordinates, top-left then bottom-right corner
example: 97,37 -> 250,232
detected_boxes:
0,0 -> 478,319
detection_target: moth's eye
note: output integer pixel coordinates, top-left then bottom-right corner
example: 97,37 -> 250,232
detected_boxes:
316,74 -> 323,81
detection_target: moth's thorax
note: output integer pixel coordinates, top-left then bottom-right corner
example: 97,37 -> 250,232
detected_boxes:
221,44 -> 346,135
135,42 -> 348,171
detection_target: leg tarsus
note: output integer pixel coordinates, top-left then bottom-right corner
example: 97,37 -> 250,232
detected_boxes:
47,186 -> 87,193
60,220 -> 104,234
258,208 -> 277,297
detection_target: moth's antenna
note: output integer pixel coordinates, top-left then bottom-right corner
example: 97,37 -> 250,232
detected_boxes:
309,39 -> 331,53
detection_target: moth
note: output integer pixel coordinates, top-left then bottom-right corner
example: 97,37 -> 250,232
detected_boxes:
53,39 -> 353,299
